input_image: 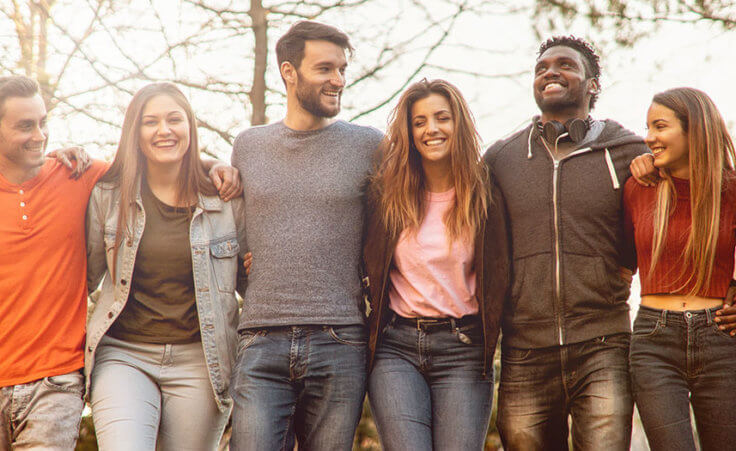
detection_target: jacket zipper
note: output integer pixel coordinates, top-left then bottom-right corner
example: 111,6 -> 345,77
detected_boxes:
540,139 -> 592,345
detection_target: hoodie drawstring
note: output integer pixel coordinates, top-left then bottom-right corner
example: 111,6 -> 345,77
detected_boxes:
603,148 -> 620,190
527,128 -> 533,159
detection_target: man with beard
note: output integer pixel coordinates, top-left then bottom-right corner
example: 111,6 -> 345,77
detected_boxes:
484,36 -> 648,449
229,21 -> 383,450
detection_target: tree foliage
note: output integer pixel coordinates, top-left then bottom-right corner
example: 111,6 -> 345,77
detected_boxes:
0,0 -> 524,158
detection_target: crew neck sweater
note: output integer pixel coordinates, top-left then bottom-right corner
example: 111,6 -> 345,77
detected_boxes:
623,175 -> 736,298
231,120 -> 384,329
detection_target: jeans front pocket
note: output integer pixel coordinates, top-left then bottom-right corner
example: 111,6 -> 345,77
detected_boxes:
43,370 -> 85,394
327,325 -> 368,346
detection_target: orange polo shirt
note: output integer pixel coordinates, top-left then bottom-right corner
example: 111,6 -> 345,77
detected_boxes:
0,159 -> 108,387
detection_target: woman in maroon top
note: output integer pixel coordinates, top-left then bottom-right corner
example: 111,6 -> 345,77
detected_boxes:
624,87 -> 736,450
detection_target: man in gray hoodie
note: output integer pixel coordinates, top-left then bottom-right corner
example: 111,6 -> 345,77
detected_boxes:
484,36 -> 648,450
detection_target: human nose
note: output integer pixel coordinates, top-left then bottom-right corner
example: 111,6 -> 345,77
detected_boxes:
32,125 -> 47,142
331,70 -> 345,88
644,129 -> 655,146
156,120 -> 172,135
426,118 -> 439,134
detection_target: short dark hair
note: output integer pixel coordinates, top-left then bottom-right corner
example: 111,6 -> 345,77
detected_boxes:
538,36 -> 601,109
275,21 -> 353,74
0,75 -> 40,120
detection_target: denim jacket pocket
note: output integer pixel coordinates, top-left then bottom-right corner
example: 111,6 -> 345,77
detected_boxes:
209,238 -> 239,293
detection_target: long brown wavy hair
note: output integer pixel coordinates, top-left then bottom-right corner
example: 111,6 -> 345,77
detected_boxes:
100,83 -> 216,270
373,78 -> 489,241
648,87 -> 736,295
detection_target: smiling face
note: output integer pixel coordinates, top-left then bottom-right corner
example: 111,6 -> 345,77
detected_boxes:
411,93 -> 454,168
533,45 -> 596,120
0,94 -> 48,181
137,94 -> 191,171
645,102 -> 690,178
293,40 -> 347,119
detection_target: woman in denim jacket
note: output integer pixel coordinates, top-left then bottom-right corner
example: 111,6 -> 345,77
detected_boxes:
85,83 -> 247,450
363,79 -> 510,450
624,87 -> 736,449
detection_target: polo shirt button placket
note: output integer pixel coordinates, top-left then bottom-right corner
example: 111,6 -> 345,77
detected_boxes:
19,190 -> 29,227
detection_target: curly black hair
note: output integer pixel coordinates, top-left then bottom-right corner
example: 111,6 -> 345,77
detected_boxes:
538,36 -> 601,110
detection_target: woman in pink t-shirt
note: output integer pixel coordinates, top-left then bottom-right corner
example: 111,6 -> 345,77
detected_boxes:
363,79 -> 510,450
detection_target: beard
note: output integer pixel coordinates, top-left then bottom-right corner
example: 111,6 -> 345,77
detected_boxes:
295,77 -> 341,119
534,84 -> 587,115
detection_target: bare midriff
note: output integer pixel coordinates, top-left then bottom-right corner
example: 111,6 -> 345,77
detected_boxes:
641,294 -> 723,311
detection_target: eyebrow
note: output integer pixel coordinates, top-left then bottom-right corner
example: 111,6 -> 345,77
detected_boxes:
15,117 -> 46,127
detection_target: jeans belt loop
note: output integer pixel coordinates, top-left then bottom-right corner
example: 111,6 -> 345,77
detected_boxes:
661,309 -> 668,327
450,318 -> 457,332
705,307 -> 713,325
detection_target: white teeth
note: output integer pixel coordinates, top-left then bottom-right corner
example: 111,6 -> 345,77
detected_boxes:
651,148 -> 664,155
425,139 -> 445,146
544,82 -> 563,92
154,140 -> 176,147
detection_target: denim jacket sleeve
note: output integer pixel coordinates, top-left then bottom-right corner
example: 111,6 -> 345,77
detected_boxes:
86,185 -> 107,297
231,196 -> 248,298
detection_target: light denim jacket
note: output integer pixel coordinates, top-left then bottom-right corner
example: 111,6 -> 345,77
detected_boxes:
85,179 -> 247,411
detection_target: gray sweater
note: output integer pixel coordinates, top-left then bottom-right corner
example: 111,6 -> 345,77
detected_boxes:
231,120 -> 384,329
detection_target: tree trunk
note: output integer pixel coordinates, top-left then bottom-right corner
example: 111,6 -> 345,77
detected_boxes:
249,0 -> 267,125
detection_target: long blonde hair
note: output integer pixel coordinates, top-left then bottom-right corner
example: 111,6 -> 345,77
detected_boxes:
373,79 -> 489,241
649,87 -> 736,295
100,83 -> 216,271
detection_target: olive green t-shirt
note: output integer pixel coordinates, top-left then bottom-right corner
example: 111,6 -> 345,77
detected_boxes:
108,179 -> 200,343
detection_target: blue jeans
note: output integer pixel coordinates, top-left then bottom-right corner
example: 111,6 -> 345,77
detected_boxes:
630,306 -> 736,451
368,316 -> 493,451
0,370 -> 85,450
229,324 -> 367,451
497,333 -> 633,451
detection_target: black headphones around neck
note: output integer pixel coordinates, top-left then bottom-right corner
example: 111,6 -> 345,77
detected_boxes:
536,117 -> 592,144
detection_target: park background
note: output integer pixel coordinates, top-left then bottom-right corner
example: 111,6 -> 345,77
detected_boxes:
2,0 -> 734,449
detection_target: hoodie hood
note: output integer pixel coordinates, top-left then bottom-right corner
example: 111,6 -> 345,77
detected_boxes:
529,116 -> 644,151
588,119 -> 645,150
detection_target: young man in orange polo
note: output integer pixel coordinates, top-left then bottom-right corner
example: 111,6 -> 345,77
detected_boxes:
0,75 -> 108,449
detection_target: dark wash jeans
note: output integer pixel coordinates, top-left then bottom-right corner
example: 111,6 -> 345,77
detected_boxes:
229,324 -> 367,451
630,306 -> 736,451
497,333 -> 633,451
368,315 -> 493,451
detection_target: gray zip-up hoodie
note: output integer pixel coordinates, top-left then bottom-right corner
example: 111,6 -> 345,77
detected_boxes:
484,119 -> 648,349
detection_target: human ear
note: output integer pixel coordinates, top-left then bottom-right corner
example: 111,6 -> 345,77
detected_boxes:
281,62 -> 297,85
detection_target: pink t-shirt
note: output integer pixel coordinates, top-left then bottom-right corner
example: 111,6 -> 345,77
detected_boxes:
388,188 -> 478,318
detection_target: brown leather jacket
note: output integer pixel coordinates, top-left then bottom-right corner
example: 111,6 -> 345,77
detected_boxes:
362,168 -> 511,376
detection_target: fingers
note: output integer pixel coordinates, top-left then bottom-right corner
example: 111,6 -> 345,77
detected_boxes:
242,252 -> 253,276
69,147 -> 89,179
630,154 -> 658,187
715,304 -> 736,335
224,168 -> 243,201
210,167 -> 223,192
211,166 -> 242,201
218,168 -> 236,201
47,146 -> 91,179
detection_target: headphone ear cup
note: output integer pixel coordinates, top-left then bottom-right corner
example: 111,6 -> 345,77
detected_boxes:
565,118 -> 588,143
543,120 -> 566,143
